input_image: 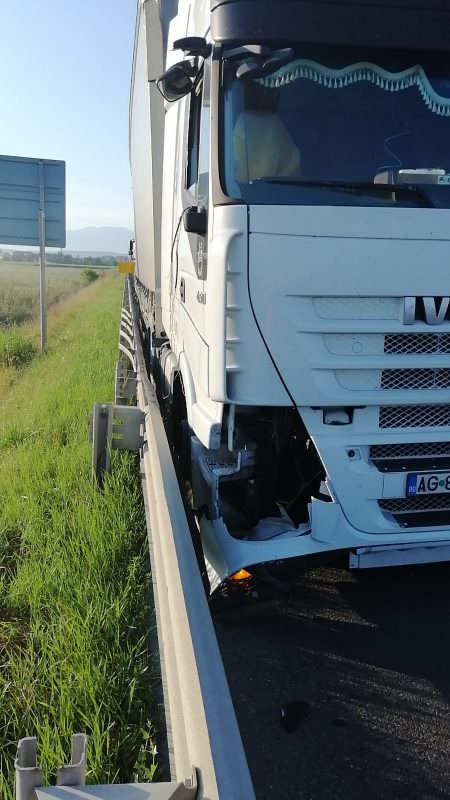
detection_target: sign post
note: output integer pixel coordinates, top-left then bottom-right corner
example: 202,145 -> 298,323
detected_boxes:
0,154 -> 66,350
38,161 -> 47,349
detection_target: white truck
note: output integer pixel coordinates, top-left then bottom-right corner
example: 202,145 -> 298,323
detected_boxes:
130,0 -> 450,591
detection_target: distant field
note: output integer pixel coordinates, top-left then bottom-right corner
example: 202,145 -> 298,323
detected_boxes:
0,261 -> 109,326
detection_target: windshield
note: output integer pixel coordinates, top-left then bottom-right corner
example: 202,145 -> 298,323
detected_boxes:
221,48 -> 450,208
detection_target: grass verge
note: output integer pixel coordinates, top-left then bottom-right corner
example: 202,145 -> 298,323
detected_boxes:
0,325 -> 36,368
0,278 -> 115,402
0,275 -> 157,795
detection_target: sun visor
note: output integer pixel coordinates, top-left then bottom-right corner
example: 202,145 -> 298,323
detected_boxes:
210,0 -> 450,52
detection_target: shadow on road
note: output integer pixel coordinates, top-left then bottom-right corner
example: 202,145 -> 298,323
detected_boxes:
215,561 -> 450,800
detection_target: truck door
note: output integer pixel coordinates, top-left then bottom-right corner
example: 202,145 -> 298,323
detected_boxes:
174,59 -> 210,342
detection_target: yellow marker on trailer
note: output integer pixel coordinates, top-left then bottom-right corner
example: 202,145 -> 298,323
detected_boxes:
118,261 -> 135,274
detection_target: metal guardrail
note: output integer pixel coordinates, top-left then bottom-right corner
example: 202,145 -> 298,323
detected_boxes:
16,277 -> 255,799
132,282 -> 255,799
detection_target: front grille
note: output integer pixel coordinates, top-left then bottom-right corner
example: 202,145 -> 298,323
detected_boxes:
381,369 -> 450,390
384,333 -> 450,355
370,442 -> 450,460
379,494 -> 450,513
313,296 -> 399,320
380,405 -> 450,429
379,493 -> 450,528
325,332 -> 450,357
336,368 -> 450,391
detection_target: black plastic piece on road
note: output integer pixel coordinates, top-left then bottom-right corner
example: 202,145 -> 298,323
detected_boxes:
280,701 -> 310,734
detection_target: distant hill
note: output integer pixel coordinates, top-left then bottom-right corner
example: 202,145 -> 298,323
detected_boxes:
66,227 -> 134,255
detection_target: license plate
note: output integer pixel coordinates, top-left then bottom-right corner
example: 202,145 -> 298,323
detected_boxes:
406,471 -> 450,497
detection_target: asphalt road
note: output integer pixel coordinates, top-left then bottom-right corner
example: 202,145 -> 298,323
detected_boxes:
215,560 -> 450,800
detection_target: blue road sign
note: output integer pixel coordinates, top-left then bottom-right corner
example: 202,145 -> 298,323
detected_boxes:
0,155 -> 65,247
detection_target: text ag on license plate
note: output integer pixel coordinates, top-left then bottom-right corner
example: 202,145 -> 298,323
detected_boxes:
406,471 -> 450,497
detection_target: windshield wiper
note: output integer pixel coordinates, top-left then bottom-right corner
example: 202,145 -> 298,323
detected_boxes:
256,178 -> 434,208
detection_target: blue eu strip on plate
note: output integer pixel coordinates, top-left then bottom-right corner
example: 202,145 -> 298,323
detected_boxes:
407,474 -> 418,496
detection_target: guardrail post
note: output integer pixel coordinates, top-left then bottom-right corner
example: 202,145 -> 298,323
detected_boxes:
89,403 -> 145,484
15,737 -> 42,800
115,362 -> 137,405
56,734 -> 86,786
90,403 -> 113,483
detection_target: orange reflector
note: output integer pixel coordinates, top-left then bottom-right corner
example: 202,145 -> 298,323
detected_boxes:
231,568 -> 252,581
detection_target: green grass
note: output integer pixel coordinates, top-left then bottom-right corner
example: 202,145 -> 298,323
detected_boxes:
0,325 -> 36,367
0,276 -> 158,795
0,261 -> 107,326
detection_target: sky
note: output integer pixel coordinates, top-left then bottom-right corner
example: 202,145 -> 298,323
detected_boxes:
0,0 -> 136,231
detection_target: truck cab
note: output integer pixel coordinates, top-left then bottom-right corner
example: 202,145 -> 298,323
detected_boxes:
131,0 -> 450,591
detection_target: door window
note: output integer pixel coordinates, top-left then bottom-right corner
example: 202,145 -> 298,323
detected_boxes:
184,60 -> 210,280
186,61 -> 210,207
186,89 -> 201,194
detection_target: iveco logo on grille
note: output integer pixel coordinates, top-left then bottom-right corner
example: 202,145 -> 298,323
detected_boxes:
403,297 -> 450,325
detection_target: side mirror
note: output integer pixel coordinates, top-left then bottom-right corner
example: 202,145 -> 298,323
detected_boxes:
183,207 -> 207,236
173,37 -> 210,57
156,63 -> 194,102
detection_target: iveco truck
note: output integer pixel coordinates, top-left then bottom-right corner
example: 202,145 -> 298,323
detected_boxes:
130,0 -> 450,591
